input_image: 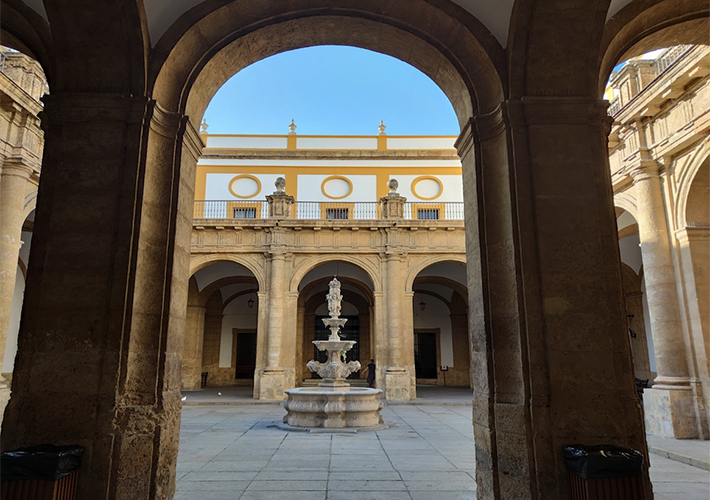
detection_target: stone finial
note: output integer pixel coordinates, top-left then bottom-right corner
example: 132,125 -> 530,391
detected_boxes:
274,177 -> 286,193
288,119 -> 297,135
200,118 -> 209,133
378,120 -> 386,135
387,178 -> 399,194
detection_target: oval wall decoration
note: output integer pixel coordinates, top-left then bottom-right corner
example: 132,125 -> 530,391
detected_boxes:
321,175 -> 353,199
411,176 -> 443,200
229,174 -> 262,199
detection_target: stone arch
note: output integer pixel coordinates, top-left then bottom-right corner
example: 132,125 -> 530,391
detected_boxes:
189,254 -> 265,291
289,255 -> 380,294
299,275 -> 373,308
598,0 -> 709,95
0,0 -> 52,81
150,0 -> 506,128
674,140 -> 710,229
22,192 -> 37,220
615,193 -> 639,220
404,255 -> 467,293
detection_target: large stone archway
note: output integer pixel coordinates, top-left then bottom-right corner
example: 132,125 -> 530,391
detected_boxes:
8,0 -> 710,498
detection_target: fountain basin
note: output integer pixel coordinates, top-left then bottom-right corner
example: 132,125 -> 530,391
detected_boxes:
283,387 -> 384,428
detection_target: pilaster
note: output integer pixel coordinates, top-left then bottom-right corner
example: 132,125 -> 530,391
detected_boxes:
464,97 -> 651,500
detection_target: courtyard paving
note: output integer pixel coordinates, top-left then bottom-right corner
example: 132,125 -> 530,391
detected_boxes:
176,392 -> 709,500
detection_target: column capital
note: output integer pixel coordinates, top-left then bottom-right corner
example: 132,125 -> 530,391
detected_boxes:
629,159 -> 663,182
0,162 -> 35,180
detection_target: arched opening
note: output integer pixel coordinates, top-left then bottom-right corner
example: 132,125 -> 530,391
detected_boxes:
183,261 -> 261,394
295,262 -> 375,386
0,43 -> 46,427
616,208 -> 655,383
411,261 -> 470,388
602,2 -> 710,438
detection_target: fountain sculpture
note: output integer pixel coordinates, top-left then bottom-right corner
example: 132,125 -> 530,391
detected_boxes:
282,278 -> 385,429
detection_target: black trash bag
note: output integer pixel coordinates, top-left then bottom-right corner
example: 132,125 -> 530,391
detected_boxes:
564,444 -> 643,479
1,444 -> 84,481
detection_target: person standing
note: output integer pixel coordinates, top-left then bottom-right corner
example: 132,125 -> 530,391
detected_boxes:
361,359 -> 376,388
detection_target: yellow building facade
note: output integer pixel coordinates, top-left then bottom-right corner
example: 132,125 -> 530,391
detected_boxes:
185,127 -> 470,400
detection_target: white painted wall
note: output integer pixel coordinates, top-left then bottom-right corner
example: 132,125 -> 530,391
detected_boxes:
413,295 -> 454,367
392,175 -> 463,202
387,137 -> 456,150
219,294 -> 258,368
193,262 -> 255,292
298,175 -> 377,202
3,267 -> 25,373
641,276 -> 657,374
297,137 -> 377,150
205,172 -> 285,200
619,235 -> 643,273
206,136 -> 287,149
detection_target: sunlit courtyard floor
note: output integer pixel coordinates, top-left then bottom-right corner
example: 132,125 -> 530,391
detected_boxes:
176,393 -> 709,500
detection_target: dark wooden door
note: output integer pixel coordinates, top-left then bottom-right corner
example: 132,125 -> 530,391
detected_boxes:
414,331 -> 437,379
235,331 -> 257,379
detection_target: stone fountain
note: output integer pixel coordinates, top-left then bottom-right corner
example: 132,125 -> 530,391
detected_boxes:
282,278 -> 385,429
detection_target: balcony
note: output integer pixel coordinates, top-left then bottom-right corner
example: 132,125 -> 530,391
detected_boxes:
193,200 -> 465,221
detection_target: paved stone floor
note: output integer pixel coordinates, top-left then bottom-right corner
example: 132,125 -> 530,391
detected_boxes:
176,401 -> 709,500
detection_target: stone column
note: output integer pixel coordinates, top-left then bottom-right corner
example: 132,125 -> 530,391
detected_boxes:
253,291 -> 268,398
181,305 -> 207,391
383,251 -> 414,400
0,163 -> 34,419
458,99 -> 650,500
632,161 -> 700,438
372,290 -> 386,389
259,250 -> 287,399
0,164 -> 33,378
2,94 -> 203,500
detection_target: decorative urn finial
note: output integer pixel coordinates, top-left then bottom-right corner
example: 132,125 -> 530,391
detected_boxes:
378,120 -> 386,135
288,119 -> 297,135
387,178 -> 399,194
274,177 -> 286,193
200,118 -> 209,133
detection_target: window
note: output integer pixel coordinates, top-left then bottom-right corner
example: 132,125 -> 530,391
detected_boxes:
417,208 -> 440,220
325,208 -> 349,220
233,207 -> 257,218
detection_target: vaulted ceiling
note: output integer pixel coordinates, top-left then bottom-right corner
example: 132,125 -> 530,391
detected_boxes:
17,0 -> 636,47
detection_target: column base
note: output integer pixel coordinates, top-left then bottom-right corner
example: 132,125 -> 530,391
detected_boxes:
259,369 -> 286,400
384,368 -> 415,400
644,387 -> 700,438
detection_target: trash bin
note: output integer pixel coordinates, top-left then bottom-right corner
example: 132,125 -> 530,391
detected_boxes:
1,444 -> 84,500
564,444 -> 645,500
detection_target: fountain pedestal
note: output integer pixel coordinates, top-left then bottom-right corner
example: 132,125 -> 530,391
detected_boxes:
283,278 -> 384,430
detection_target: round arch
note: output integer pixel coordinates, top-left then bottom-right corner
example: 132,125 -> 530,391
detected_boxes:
150,1 -> 506,129
289,255 -> 381,293
404,255 -> 467,292
674,139 -> 710,229
614,193 -> 639,220
598,0 -> 709,95
189,254 -> 265,290
299,275 -> 373,308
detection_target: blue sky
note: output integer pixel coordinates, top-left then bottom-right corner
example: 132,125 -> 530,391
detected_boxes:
203,46 -> 459,136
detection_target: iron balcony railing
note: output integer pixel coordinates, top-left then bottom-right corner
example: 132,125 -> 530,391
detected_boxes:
193,200 -> 465,221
